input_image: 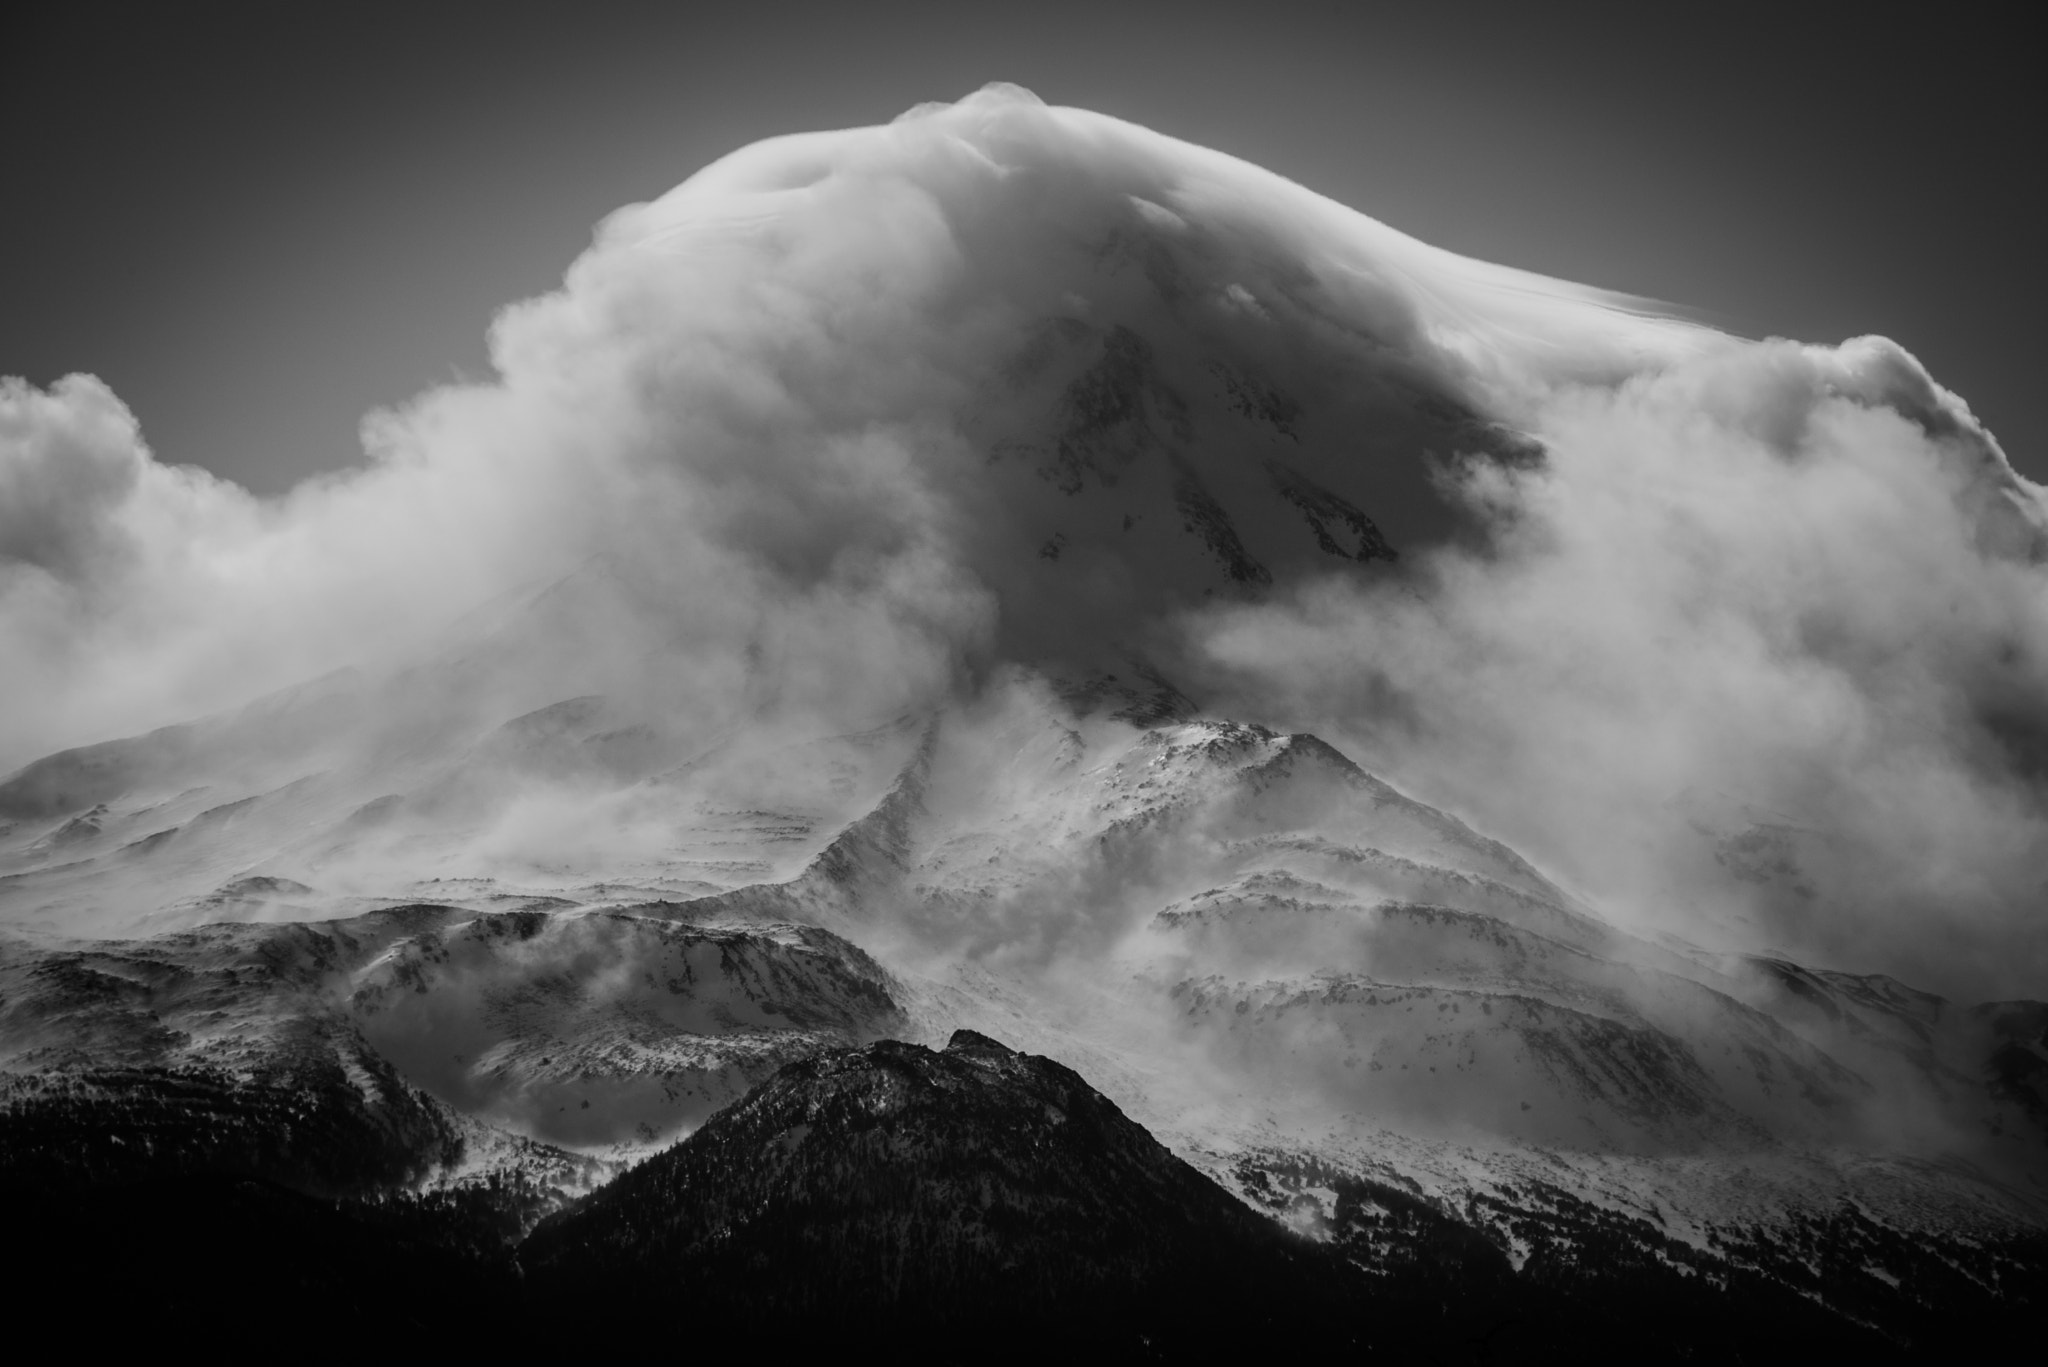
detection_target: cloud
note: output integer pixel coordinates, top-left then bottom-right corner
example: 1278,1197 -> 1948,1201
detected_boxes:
0,374 -> 153,582
1195,334 -> 2048,998
3,85 -> 1637,756
4,84 -> 2044,1001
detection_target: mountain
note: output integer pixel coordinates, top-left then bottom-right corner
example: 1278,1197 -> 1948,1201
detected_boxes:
5,700 -> 2041,1351
4,86 -> 2047,1352
12,1027 -> 2027,1355
521,1029 -> 1365,1350
523,1028 -> 2015,1357
0,903 -> 901,1192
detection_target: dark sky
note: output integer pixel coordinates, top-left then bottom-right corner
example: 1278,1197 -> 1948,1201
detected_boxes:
6,0 -> 2042,493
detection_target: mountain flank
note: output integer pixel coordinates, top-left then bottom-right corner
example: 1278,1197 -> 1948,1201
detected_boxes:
521,1029 -> 1362,1350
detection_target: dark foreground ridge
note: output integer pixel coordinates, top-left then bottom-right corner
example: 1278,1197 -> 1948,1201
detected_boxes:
8,1031 -> 2044,1358
521,1028 -> 1358,1349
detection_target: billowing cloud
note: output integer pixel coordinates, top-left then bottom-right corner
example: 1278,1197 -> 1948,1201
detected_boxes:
0,374 -> 154,582
1196,334 -> 2048,997
4,83 -> 1675,763
3,84 -> 2044,1001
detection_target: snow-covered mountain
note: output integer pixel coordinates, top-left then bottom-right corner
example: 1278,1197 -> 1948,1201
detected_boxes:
5,676 -> 2041,1339
4,86 -> 2045,1347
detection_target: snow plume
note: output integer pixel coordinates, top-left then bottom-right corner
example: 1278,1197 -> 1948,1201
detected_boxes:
1198,334 -> 2048,999
5,84 -> 2044,998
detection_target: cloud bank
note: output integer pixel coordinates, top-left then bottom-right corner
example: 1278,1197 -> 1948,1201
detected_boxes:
1198,335 -> 2048,995
4,84 -> 2044,997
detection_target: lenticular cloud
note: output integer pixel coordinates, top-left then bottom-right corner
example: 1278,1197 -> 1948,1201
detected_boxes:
3,84 -> 2045,994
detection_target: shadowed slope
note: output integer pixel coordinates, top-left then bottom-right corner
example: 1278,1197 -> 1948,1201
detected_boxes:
522,1029 -> 1362,1348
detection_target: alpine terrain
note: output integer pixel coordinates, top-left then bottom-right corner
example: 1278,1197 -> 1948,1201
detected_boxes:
3,86 -> 2044,1355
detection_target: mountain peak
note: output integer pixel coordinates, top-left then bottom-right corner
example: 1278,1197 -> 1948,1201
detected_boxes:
944,1027 -> 1018,1058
